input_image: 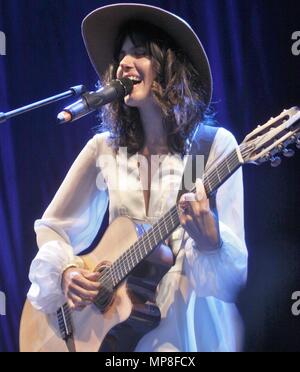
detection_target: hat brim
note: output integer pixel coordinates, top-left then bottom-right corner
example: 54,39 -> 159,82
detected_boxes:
82,3 -> 212,106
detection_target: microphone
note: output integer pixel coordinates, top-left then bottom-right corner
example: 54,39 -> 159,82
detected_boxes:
57,77 -> 134,124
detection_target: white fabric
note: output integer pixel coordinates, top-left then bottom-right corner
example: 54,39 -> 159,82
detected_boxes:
27,127 -> 248,352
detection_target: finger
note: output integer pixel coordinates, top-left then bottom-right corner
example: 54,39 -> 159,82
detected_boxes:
178,204 -> 192,226
178,194 -> 197,218
72,275 -> 101,291
68,298 -> 85,312
188,200 -> 202,218
68,292 -> 91,308
76,269 -> 99,280
179,196 -> 201,218
195,178 -> 207,202
69,283 -> 99,301
185,216 -> 201,235
179,211 -> 193,226
67,297 -> 74,307
179,193 -> 197,203
180,193 -> 204,217
178,211 -> 187,226
73,301 -> 87,311
183,214 -> 193,224
84,272 -> 101,282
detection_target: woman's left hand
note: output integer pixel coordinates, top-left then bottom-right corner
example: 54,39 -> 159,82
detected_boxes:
178,178 -> 221,252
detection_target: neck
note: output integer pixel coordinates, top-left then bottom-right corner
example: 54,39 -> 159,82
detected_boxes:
138,103 -> 168,153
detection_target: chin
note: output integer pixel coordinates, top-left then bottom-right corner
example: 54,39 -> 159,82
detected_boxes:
124,96 -> 146,108
124,93 -> 155,109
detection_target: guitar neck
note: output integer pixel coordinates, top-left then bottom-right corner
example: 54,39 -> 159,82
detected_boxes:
110,147 -> 243,288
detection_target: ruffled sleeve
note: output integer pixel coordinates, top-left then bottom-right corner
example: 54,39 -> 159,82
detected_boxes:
27,133 -> 109,313
183,128 -> 248,303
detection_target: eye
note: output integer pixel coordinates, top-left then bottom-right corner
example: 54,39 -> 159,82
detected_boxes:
134,47 -> 147,57
117,47 -> 148,63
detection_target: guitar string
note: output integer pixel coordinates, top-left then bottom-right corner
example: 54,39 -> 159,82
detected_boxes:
101,206 -> 180,289
99,149 -> 240,288
109,149 -> 240,275
98,149 -> 241,289
102,151 -> 236,281
100,149 -> 240,289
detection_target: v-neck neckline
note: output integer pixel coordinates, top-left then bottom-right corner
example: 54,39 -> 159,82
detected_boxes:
136,152 -> 170,218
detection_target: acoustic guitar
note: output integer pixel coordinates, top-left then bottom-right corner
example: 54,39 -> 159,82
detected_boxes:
19,107 -> 300,352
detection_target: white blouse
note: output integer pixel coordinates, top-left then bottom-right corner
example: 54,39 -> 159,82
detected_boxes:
27,127 -> 248,352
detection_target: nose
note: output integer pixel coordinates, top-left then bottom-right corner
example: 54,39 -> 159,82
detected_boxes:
119,54 -> 135,72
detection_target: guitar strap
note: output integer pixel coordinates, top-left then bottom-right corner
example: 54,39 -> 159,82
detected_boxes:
173,124 -> 218,258
177,124 -> 218,207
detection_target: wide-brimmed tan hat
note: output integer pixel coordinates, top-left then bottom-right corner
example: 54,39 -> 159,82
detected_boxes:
82,3 -> 212,105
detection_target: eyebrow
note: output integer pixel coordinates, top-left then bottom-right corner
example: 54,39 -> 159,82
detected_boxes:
119,45 -> 145,55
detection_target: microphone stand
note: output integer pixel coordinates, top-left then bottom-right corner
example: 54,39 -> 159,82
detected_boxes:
0,85 -> 86,124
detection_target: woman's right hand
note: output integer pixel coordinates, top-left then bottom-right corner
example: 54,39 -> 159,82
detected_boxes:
62,267 -> 101,311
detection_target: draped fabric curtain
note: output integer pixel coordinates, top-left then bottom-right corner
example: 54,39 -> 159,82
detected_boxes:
0,0 -> 299,352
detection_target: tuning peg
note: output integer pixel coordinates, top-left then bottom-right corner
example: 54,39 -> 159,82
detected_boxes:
263,153 -> 271,162
270,156 -> 282,167
277,144 -> 284,152
282,148 -> 295,158
290,135 -> 297,143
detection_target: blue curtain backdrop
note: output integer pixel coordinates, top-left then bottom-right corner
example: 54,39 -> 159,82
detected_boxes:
0,0 -> 299,352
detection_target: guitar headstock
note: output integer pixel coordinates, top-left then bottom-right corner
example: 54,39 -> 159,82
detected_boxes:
240,106 -> 300,167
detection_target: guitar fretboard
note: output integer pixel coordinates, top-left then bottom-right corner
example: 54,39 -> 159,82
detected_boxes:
104,147 -> 242,289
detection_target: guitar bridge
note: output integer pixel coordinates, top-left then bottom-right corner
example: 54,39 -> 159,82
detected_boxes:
57,303 -> 73,341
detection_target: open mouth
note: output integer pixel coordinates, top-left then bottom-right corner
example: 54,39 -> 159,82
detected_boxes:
127,76 -> 142,86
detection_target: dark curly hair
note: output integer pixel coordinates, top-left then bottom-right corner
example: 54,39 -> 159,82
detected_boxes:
97,20 -> 213,157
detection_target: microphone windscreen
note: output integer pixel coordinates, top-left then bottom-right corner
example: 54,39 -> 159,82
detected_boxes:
114,77 -> 134,97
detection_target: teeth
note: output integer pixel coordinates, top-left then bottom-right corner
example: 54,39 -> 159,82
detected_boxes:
127,76 -> 141,82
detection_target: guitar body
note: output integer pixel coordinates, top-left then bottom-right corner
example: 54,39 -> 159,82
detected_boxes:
19,216 -> 174,352
19,106 -> 300,352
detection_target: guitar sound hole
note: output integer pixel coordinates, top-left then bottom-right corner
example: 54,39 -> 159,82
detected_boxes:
93,262 -> 114,313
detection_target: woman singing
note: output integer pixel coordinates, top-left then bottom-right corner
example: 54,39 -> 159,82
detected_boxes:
27,4 -> 248,352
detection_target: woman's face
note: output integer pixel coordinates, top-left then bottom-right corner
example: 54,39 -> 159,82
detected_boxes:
116,36 -> 156,108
